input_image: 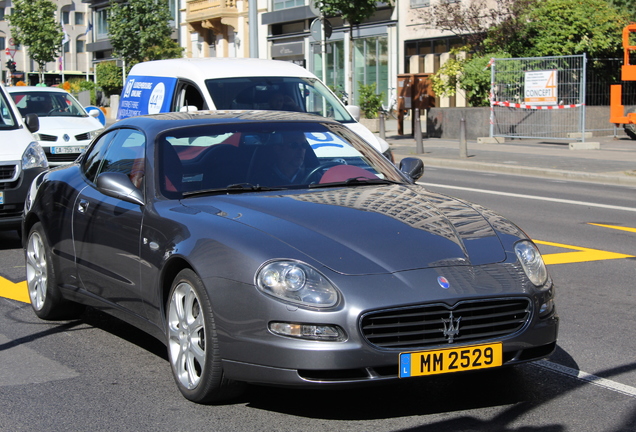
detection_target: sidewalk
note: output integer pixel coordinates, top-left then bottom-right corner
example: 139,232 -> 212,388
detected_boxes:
380,119 -> 636,187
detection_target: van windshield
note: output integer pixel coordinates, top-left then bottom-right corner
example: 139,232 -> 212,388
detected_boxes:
205,77 -> 355,123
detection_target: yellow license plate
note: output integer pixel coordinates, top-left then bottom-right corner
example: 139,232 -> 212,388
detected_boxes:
399,342 -> 502,377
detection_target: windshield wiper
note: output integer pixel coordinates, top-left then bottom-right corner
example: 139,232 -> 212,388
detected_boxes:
183,183 -> 285,197
309,177 -> 402,188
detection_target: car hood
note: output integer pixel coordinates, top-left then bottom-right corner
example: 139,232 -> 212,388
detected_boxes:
38,116 -> 102,133
184,185 -> 507,275
0,128 -> 36,160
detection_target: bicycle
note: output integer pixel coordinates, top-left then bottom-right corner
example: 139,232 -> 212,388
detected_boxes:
380,88 -> 398,119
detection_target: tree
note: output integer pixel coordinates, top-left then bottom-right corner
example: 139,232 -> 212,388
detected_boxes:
416,0 -> 534,53
317,0 -> 393,109
107,0 -> 183,66
7,0 -> 63,84
490,0 -> 627,58
96,61 -> 124,98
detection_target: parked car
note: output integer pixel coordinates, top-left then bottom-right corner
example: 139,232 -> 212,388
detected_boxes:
7,86 -> 104,166
117,58 -> 394,161
23,110 -> 558,404
0,83 -> 48,234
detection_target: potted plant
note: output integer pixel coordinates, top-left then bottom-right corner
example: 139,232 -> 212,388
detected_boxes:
357,82 -> 384,132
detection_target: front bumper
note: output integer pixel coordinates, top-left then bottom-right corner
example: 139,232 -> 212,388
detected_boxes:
208,272 -> 559,388
0,166 -> 47,229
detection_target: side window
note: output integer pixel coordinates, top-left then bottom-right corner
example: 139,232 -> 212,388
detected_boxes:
100,129 -> 146,189
174,82 -> 205,111
82,130 -> 118,183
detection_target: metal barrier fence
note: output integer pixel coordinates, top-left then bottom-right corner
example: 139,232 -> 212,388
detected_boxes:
490,54 -> 586,141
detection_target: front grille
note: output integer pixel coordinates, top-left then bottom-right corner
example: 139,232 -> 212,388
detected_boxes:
0,202 -> 24,217
0,164 -> 17,181
360,298 -> 531,349
38,134 -> 57,142
75,132 -> 91,141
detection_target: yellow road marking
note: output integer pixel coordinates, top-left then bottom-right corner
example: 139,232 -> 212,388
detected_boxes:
588,223 -> 636,233
0,278 -> 29,303
535,240 -> 634,265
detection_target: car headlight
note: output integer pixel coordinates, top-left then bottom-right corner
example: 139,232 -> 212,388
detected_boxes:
89,128 -> 103,140
22,141 -> 49,170
514,240 -> 548,287
256,260 -> 339,308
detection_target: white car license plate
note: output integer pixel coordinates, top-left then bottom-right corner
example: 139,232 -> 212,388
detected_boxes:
399,342 -> 503,377
51,146 -> 84,154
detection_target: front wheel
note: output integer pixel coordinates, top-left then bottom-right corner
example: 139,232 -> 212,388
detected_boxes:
166,269 -> 245,403
25,222 -> 83,319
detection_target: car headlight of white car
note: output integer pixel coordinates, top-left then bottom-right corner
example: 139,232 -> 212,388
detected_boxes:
22,142 -> 49,170
256,260 -> 339,308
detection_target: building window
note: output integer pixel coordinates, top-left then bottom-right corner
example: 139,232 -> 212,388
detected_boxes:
312,40 -> 345,95
353,36 -> 388,106
64,41 -> 70,53
96,9 -> 108,39
75,12 -> 85,26
0,38 -> 5,51
0,8 -> 5,20
410,0 -> 430,7
272,0 -> 304,11
62,11 -> 70,25
77,40 -> 85,53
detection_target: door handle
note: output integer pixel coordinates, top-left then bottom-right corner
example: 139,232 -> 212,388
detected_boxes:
77,199 -> 89,214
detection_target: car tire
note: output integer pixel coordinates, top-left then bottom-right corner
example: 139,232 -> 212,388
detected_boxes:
166,269 -> 245,403
25,222 -> 84,320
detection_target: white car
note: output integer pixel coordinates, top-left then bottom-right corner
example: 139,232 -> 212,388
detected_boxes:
7,86 -> 104,165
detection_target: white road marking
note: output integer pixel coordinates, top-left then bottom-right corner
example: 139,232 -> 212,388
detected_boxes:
533,360 -> 636,398
421,182 -> 636,212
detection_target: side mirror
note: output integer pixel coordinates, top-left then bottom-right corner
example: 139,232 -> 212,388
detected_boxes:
346,105 -> 361,122
88,109 -> 101,118
24,113 -> 39,133
399,157 -> 424,182
96,172 -> 144,206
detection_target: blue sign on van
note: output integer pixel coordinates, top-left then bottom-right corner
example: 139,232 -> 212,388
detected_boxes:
117,76 -> 178,120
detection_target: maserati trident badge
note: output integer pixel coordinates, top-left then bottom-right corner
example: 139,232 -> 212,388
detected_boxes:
441,311 -> 461,343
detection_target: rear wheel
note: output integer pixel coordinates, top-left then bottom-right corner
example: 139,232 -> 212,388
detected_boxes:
623,109 -> 636,139
166,269 -> 245,403
25,222 -> 83,319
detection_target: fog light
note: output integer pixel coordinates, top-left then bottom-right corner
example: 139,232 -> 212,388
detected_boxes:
269,322 -> 346,341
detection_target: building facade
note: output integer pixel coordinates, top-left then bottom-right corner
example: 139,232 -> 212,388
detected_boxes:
1,0 -> 93,85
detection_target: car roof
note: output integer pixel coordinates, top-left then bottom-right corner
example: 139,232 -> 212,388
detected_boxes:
113,110 -> 339,136
127,58 -> 316,81
6,86 -> 70,93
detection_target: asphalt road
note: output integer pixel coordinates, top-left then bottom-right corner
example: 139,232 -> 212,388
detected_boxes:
0,168 -> 634,432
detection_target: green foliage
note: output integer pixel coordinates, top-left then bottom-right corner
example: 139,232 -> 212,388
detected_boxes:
96,62 -> 124,98
357,82 -> 384,119
107,0 -> 183,65
66,78 -> 98,105
484,0 -> 627,58
430,47 -> 468,99
317,0 -> 390,25
461,54 -> 508,107
7,0 -> 63,81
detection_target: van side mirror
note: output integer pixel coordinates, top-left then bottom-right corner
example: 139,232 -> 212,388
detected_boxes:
346,105 -> 361,122
24,113 -> 39,133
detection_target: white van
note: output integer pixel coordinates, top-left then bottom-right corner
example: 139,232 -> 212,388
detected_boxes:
0,83 -> 48,233
117,58 -> 393,160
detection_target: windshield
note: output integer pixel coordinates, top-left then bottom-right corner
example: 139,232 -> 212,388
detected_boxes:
205,77 -> 355,123
0,90 -> 18,129
158,121 -> 403,199
10,91 -> 88,118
